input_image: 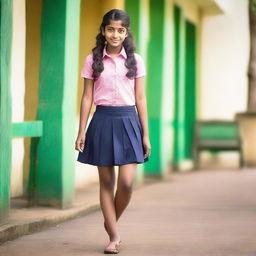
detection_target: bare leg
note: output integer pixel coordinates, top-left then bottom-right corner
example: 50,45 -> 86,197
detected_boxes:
114,163 -> 137,221
102,163 -> 137,252
97,165 -> 120,243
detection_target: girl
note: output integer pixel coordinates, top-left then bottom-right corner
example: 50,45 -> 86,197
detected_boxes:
75,9 -> 151,254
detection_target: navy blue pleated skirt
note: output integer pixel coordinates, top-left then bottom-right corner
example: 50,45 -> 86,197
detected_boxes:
77,105 -> 149,166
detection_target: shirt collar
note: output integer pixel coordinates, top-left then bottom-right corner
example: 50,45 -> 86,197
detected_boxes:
102,45 -> 127,59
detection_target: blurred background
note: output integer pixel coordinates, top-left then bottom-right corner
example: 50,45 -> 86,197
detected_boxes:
1,0 -> 254,224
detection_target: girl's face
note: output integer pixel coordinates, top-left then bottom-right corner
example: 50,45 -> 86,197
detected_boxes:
102,20 -> 128,48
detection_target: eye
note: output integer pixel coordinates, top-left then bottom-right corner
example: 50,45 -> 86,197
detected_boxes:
119,29 -> 125,33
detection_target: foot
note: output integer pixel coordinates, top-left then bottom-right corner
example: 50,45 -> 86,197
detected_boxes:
104,240 -> 121,254
103,221 -> 122,245
104,222 -> 121,240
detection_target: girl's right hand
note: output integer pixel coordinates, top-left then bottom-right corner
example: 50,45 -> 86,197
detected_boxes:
142,135 -> 151,159
75,134 -> 86,152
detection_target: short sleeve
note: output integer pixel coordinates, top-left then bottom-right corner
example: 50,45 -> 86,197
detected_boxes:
134,53 -> 146,78
81,54 -> 94,80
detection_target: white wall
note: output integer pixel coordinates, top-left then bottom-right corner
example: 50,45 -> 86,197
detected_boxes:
10,0 -> 26,197
200,0 -> 249,120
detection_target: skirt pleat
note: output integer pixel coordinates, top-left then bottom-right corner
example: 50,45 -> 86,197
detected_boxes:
121,117 -> 142,162
77,105 -> 149,166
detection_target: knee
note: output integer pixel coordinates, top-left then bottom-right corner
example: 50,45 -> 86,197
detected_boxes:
100,179 -> 115,191
118,181 -> 133,193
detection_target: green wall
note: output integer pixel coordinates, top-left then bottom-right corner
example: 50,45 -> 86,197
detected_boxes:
0,0 -> 13,221
29,0 -> 81,208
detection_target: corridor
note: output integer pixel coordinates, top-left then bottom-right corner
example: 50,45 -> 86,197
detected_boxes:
0,168 -> 255,256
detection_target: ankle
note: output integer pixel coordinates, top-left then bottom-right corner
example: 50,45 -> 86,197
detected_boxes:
109,234 -> 121,242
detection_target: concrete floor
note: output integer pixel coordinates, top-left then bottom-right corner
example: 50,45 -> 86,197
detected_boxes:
0,168 -> 256,256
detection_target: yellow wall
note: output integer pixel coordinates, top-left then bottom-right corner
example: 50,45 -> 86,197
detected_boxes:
101,0 -> 125,15
23,0 -> 42,197
78,0 -> 125,114
75,0 -> 125,187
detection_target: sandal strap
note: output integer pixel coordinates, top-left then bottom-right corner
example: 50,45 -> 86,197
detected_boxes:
104,248 -> 119,254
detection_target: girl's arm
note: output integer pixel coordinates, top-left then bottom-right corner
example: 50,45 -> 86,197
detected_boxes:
135,76 -> 149,136
75,78 -> 94,152
135,76 -> 151,158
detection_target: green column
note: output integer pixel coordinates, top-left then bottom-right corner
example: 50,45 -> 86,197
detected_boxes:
125,0 -> 150,182
145,0 -> 165,175
173,5 -> 186,168
184,20 -> 197,159
0,0 -> 13,221
31,0 -> 81,208
173,6 -> 197,169
125,0 -> 139,46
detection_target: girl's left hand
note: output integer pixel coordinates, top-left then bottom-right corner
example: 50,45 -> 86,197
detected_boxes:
143,136 -> 151,159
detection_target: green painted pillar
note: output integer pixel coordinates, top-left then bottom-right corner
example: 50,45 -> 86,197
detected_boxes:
125,0 -> 139,46
173,5 -> 186,169
173,5 -> 197,169
145,0 -> 165,175
125,0 -> 150,183
0,0 -> 13,221
31,0 -> 81,208
184,20 -> 197,159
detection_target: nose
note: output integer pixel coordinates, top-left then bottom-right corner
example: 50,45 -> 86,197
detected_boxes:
113,30 -> 118,38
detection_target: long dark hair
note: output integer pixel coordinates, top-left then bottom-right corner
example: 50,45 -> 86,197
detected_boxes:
91,9 -> 137,80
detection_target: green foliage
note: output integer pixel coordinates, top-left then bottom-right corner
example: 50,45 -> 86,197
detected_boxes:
250,0 -> 256,15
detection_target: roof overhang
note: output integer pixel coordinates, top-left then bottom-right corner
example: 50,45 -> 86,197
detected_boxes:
193,0 -> 227,15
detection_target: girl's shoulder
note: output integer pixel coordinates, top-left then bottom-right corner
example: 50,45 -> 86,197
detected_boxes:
134,52 -> 143,59
84,52 -> 144,63
133,52 -> 145,67
133,52 -> 145,64
133,52 -> 146,77
85,53 -> 93,62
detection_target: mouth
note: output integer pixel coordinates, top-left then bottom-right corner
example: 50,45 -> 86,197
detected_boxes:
111,40 -> 119,43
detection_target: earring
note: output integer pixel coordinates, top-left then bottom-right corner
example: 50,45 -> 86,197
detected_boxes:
104,40 -> 107,45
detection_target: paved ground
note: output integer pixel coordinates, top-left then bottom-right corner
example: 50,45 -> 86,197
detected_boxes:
0,168 -> 256,256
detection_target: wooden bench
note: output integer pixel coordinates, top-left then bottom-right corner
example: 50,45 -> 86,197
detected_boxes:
192,120 -> 243,169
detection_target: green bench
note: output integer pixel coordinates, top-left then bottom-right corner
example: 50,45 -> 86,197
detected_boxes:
12,121 -> 43,138
12,121 -> 43,206
192,120 -> 243,169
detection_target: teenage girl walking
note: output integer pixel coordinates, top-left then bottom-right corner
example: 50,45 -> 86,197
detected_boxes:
75,9 -> 151,254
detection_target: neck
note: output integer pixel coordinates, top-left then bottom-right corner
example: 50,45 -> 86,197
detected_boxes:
106,44 -> 122,55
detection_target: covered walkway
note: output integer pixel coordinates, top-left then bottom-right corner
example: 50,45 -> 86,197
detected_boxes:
0,168 -> 255,255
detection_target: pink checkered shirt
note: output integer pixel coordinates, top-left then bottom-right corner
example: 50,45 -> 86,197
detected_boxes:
80,46 -> 146,106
